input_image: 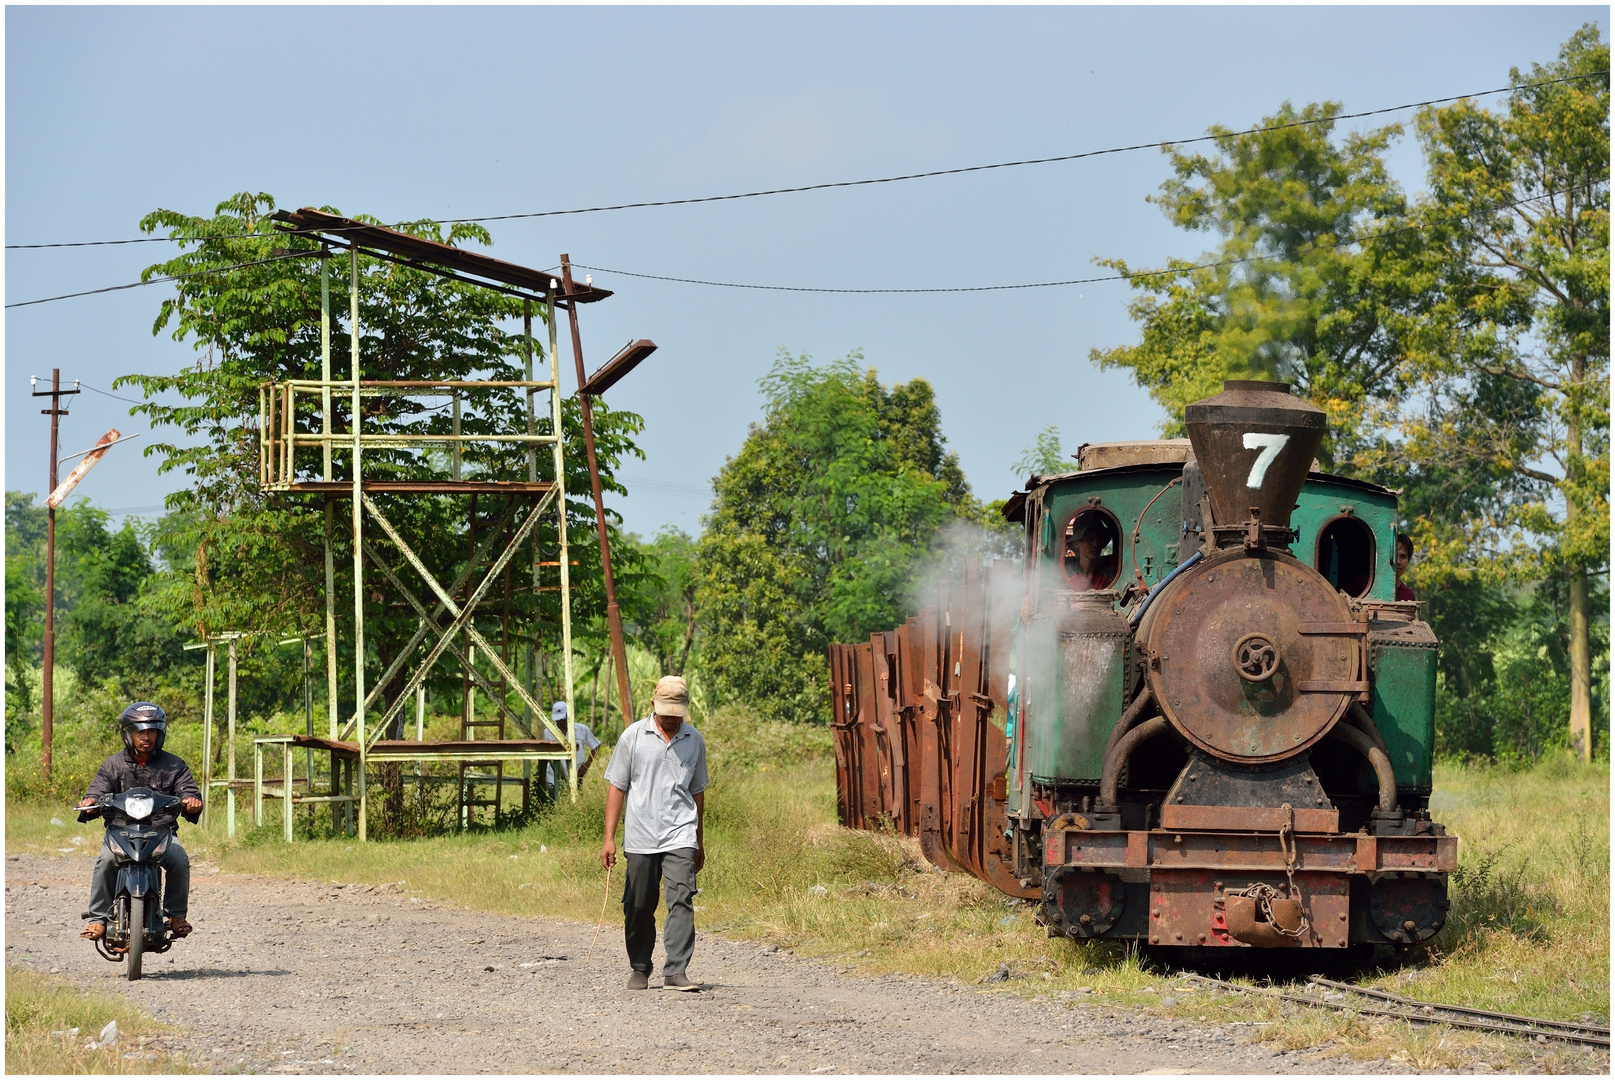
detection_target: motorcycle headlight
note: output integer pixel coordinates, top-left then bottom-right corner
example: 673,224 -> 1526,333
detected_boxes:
124,795 -> 155,821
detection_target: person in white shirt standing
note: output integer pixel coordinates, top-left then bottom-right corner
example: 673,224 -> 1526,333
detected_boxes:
601,675 -> 708,991
545,701 -> 601,793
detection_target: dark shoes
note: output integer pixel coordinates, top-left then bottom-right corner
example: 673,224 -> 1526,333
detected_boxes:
167,917 -> 192,938
662,973 -> 699,992
626,970 -> 650,990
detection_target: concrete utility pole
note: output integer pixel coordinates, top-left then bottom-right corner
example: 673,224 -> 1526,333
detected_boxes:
31,369 -> 79,780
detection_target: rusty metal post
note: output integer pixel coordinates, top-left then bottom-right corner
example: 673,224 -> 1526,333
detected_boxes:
322,251 -> 338,750
32,368 -> 78,780
321,248 -> 333,481
523,302 -> 538,748
301,637 -> 314,791
559,255 -> 633,728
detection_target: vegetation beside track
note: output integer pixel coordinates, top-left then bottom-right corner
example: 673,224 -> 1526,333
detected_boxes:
9,708 -> 1607,1072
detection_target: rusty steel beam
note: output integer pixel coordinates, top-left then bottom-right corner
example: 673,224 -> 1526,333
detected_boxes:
561,255 -> 634,730
271,208 -> 614,303
1045,827 -> 1457,875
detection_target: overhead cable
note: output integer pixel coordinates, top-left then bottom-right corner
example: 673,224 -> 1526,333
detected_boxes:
77,382 -> 152,406
3,185 -> 1589,309
4,250 -> 316,310
573,185 -> 1591,295
5,71 -> 1605,251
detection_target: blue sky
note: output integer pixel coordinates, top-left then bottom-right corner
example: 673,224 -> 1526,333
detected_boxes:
5,6 -> 1604,538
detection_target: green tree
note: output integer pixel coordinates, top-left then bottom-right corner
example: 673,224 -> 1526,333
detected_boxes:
5,494 -> 195,748
1415,25 -> 1610,758
1013,424 -> 1068,479
623,527 -> 700,677
54,505 -> 188,691
695,349 -> 974,722
1088,103 -> 1440,464
5,493 -> 47,729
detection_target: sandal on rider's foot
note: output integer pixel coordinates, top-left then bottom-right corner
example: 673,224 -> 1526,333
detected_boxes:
80,922 -> 106,941
166,917 -> 192,938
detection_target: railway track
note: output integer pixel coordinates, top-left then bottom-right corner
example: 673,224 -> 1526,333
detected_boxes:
1178,972 -> 1610,1048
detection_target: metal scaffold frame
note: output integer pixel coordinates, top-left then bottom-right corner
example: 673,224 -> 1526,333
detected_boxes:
244,209 -> 640,841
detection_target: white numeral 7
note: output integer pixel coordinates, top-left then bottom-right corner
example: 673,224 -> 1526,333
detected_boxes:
1242,432 -> 1290,489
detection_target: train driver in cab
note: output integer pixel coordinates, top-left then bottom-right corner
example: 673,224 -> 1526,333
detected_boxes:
1065,510 -> 1120,591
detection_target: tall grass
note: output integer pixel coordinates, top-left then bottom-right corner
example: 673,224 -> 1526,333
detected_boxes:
1402,756 -> 1610,1024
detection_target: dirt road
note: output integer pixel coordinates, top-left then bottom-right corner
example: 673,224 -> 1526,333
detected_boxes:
8,852 -> 1399,1075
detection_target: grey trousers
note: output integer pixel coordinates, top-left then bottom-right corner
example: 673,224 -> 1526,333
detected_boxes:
86,834 -> 190,923
623,848 -> 697,977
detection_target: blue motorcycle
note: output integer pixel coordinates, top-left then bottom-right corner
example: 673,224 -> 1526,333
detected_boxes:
77,788 -> 184,980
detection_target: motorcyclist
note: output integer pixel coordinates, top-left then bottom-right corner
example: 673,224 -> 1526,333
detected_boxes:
77,703 -> 203,942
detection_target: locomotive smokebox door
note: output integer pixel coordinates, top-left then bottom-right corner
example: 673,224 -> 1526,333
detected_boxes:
1141,552 -> 1359,762
1184,380 -> 1326,533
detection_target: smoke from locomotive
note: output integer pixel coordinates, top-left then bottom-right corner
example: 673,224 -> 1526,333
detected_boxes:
829,380 -> 1454,957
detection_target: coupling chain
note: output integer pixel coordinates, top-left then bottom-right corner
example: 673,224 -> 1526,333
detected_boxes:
1231,803 -> 1311,940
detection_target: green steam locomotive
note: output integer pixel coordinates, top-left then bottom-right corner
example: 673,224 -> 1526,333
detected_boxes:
831,380 -> 1456,957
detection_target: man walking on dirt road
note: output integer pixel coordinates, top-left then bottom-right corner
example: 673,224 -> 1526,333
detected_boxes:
602,675 -> 708,991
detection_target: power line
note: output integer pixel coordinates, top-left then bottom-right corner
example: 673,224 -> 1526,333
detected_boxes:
573,185 -> 1589,295
78,382 -> 150,406
6,71 -> 1605,252
4,250 -> 316,310
443,73 -> 1606,227
3,184 -> 1588,310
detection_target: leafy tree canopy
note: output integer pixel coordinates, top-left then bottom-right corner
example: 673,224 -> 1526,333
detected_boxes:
694,349 -> 977,722
1014,424 -> 1069,480
1088,102 -> 1443,462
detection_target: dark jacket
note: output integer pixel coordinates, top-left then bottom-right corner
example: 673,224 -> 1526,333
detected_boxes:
82,748 -> 203,831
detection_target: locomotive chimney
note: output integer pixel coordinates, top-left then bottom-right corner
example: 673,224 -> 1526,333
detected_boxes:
1184,380 -> 1326,541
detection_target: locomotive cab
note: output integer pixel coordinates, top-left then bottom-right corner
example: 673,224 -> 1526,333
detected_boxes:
1006,382 -> 1453,954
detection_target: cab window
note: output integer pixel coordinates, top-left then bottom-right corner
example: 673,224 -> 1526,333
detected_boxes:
1317,515 -> 1376,598
1063,507 -> 1121,592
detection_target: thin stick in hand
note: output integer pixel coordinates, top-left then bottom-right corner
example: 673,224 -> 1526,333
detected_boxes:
585,863 -> 613,962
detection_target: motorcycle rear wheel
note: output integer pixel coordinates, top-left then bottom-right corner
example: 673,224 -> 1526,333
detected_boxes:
127,895 -> 144,980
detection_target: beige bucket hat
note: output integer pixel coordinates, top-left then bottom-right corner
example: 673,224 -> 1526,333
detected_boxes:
652,675 -> 690,718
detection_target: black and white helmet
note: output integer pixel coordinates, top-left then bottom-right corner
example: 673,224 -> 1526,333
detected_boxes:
119,702 -> 167,754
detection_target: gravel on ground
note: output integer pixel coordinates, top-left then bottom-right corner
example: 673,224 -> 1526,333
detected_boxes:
8,852 -> 1430,1074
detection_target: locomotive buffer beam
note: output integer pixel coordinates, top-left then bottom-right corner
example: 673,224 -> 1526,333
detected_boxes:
1042,825 -> 1456,948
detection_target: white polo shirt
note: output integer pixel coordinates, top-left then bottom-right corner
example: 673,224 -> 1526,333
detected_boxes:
603,717 -> 708,854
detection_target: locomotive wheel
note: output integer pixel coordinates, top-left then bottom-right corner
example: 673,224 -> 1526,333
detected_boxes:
126,895 -> 145,981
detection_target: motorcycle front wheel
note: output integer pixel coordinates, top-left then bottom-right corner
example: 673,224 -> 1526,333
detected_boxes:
127,895 -> 144,980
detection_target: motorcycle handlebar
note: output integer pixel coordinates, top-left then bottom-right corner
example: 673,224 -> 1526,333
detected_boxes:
74,789 -> 188,823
